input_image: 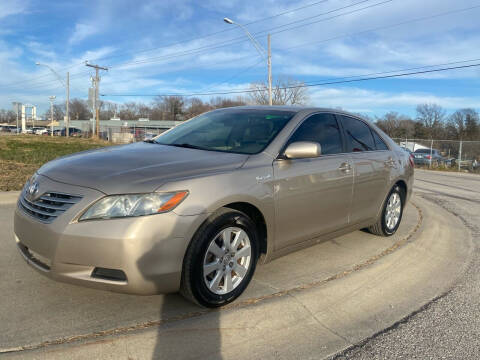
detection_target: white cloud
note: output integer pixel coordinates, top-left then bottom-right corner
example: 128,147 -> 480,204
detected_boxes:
0,0 -> 28,19
69,23 -> 98,44
308,87 -> 480,114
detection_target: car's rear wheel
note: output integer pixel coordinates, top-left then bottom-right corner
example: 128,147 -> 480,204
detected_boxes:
180,208 -> 259,307
368,185 -> 404,237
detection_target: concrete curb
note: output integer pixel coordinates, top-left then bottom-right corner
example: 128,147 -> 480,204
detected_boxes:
415,168 -> 479,178
0,192 -> 20,205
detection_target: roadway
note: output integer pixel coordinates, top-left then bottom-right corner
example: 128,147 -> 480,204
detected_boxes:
336,169 -> 480,359
0,169 -> 475,359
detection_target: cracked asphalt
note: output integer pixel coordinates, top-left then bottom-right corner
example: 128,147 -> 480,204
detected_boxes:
334,170 -> 480,360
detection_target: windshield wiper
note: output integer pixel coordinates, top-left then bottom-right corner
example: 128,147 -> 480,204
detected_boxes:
143,139 -> 156,143
169,143 -> 207,150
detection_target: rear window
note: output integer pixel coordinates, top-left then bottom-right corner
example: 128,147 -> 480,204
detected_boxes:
340,116 -> 376,152
414,149 -> 431,153
371,130 -> 389,150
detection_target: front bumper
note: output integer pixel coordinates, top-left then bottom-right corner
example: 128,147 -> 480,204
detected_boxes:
14,175 -> 208,295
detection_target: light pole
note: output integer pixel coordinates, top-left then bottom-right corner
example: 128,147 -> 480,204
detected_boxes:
49,96 -> 56,137
223,17 -> 272,106
12,102 -> 20,135
36,63 -> 70,137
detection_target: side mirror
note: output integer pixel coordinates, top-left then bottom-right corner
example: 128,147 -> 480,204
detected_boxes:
284,141 -> 322,159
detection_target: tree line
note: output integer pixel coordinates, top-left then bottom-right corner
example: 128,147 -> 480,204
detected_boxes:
1,80 -> 478,141
373,104 -> 480,141
0,78 -> 309,123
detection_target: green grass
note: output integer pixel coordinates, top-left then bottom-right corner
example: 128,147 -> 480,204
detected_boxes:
0,134 -> 111,191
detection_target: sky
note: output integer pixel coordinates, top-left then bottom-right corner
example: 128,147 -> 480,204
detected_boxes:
1,0 -> 480,117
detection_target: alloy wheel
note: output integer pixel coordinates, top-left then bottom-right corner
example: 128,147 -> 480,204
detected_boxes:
385,192 -> 402,230
203,226 -> 252,295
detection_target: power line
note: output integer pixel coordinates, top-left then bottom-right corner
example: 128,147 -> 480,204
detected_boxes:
6,2 -> 478,94
0,62 -> 86,90
87,2 -> 480,71
277,4 -> 480,53
103,2 -> 479,70
88,0 -> 334,64
103,0 -> 388,69
298,57 -> 480,85
0,0 -> 334,89
0,0 -> 394,93
199,58 -> 265,93
102,62 -> 480,97
3,70 -> 91,93
97,3 -> 480,93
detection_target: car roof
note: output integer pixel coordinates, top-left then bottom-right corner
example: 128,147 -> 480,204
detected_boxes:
218,105 -> 369,119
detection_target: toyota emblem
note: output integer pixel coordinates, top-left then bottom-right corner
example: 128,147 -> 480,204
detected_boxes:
28,181 -> 39,197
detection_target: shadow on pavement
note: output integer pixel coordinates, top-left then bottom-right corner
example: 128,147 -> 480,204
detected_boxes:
137,245 -> 223,360
150,295 -> 223,360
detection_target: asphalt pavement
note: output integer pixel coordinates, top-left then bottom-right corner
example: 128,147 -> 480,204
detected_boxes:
335,169 -> 480,360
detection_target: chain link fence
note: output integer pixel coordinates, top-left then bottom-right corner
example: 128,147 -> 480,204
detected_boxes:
1,122 -> 173,143
75,123 -> 169,143
393,138 -> 480,173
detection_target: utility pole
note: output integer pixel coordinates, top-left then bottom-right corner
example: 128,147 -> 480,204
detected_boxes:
458,140 -> 463,172
86,63 -> 108,139
267,34 -> 272,106
12,102 -> 20,135
49,96 -> 56,137
15,104 -> 19,134
66,72 -> 70,138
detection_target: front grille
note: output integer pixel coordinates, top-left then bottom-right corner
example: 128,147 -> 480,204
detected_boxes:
19,191 -> 82,223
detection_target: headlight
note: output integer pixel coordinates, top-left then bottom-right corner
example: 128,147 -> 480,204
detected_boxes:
79,191 -> 188,221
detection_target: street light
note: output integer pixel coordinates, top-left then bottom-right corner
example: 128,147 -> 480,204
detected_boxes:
36,62 -> 70,137
223,17 -> 272,106
48,96 -> 56,137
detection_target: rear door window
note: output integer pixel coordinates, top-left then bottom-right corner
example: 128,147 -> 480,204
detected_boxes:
371,130 -> 389,150
287,113 -> 343,155
340,116 -> 376,152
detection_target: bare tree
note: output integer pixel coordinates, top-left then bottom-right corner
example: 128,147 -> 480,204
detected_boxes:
248,78 -> 309,105
119,102 -> 138,120
185,97 -> 212,118
100,101 -> 119,120
449,109 -> 480,140
151,96 -> 185,120
375,112 -> 415,138
209,96 -> 247,109
0,109 -> 16,123
137,103 -> 151,119
416,103 -> 445,138
69,98 -> 91,120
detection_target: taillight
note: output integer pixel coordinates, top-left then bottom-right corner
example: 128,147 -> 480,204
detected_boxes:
425,155 -> 431,159
409,154 -> 415,167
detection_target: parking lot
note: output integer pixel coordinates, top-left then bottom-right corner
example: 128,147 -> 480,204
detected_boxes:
0,169 -> 475,359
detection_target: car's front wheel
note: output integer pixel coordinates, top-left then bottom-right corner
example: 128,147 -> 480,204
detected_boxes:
368,185 -> 404,236
180,208 -> 259,307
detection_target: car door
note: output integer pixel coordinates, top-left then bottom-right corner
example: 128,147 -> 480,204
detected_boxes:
273,113 -> 353,250
338,115 -> 394,225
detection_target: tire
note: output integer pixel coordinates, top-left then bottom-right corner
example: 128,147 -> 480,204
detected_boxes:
368,185 -> 404,237
180,207 -> 259,307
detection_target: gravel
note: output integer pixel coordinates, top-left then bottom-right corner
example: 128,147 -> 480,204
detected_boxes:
333,170 -> 480,360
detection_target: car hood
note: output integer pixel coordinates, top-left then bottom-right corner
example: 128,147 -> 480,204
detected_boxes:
38,142 -> 249,194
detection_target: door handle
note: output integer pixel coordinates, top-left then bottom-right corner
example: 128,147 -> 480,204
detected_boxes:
338,162 -> 351,173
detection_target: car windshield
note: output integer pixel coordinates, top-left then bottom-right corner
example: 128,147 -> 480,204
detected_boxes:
154,109 -> 296,154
